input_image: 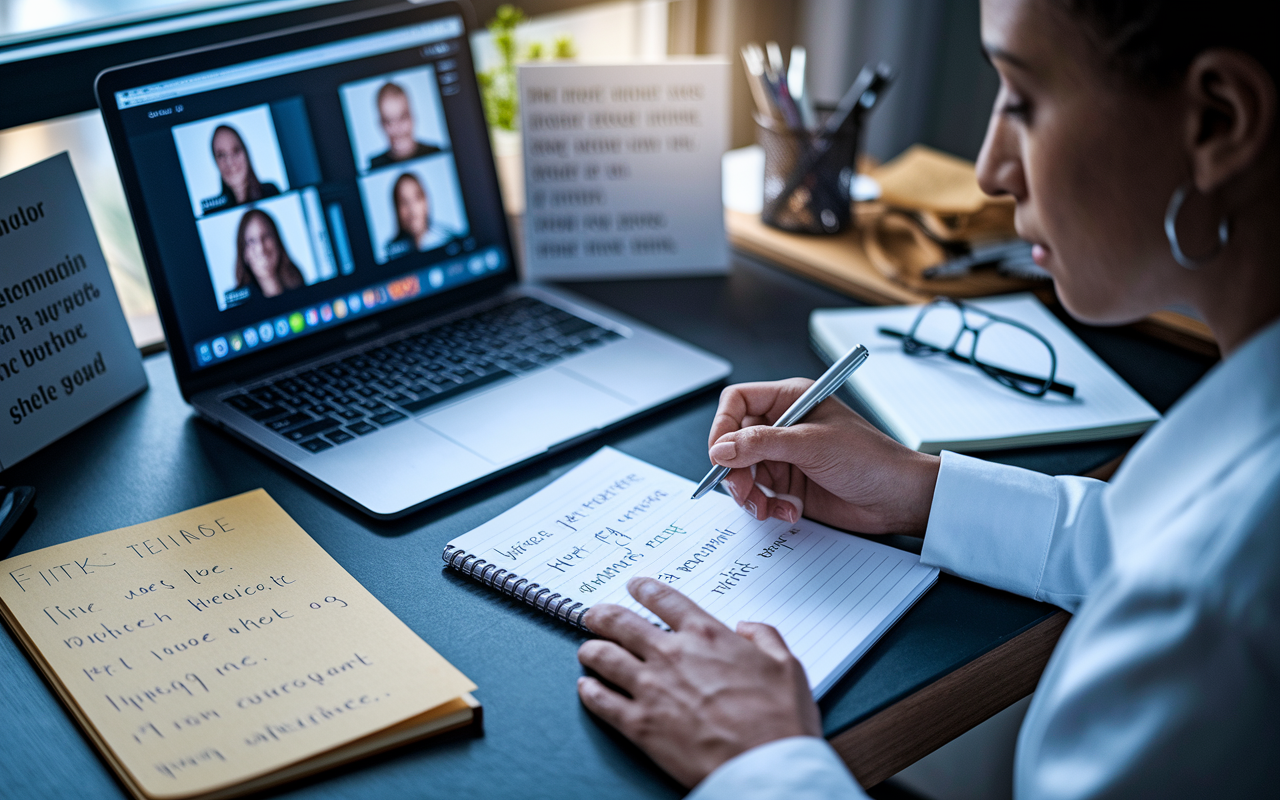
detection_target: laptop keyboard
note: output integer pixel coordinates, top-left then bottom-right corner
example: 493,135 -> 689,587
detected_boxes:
221,296 -> 622,453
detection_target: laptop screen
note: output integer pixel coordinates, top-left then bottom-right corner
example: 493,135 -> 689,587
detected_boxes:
105,9 -> 510,372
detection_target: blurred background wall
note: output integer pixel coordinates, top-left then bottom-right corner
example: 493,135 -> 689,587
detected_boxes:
2,0 -> 1000,162
468,0 -> 1000,161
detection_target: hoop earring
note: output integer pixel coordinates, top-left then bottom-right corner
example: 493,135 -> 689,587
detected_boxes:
1164,181 -> 1229,270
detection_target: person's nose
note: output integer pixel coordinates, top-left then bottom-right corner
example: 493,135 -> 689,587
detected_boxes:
975,105 -> 1026,202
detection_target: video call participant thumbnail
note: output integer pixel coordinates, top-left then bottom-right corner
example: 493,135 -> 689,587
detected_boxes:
203,125 -> 281,214
235,208 -> 304,298
370,82 -> 442,168
386,172 -> 454,259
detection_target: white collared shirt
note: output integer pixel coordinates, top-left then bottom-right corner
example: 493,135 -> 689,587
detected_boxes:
691,316 -> 1280,799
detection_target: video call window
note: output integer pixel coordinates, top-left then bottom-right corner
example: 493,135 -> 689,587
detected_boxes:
196,190 -> 338,310
358,155 -> 470,264
339,65 -> 452,173
172,101 -> 339,311
341,66 -> 471,265
172,105 -> 289,216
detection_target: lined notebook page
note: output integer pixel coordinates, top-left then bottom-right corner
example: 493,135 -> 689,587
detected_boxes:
810,294 -> 1160,452
446,448 -> 937,698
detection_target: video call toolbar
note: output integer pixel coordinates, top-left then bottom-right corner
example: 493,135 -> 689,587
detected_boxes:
193,246 -> 506,367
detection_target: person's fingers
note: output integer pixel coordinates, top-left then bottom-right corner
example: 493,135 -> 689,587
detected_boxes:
772,496 -> 801,522
577,675 -> 636,734
741,482 -> 773,520
736,621 -> 822,737
779,463 -> 808,520
628,576 -> 728,636
752,485 -> 799,522
717,462 -> 798,521
722,467 -> 754,506
752,472 -> 802,522
762,460 -> 792,495
750,378 -> 814,418
736,464 -> 768,519
582,603 -> 666,658
747,473 -> 773,517
736,621 -> 797,664
710,423 -> 825,473
708,380 -> 814,449
708,387 -> 750,450
577,639 -> 644,692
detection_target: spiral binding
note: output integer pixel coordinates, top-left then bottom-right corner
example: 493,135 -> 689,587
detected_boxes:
442,544 -> 590,630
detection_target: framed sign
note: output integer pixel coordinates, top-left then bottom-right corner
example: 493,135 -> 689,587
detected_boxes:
0,153 -> 147,471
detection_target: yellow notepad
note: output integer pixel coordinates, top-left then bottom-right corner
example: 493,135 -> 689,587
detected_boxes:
0,489 -> 477,800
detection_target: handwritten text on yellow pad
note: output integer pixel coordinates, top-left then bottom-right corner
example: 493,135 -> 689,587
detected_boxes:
0,489 -> 475,799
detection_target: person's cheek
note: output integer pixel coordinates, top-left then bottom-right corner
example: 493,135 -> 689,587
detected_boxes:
1039,176 -> 1120,320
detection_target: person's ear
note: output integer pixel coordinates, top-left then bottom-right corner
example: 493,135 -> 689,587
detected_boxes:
1184,49 -> 1277,194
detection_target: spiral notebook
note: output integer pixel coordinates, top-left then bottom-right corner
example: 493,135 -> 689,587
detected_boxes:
443,448 -> 938,698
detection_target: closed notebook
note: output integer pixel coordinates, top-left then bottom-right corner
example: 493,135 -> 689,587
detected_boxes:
0,490 -> 478,800
442,448 -> 938,699
810,294 -> 1160,453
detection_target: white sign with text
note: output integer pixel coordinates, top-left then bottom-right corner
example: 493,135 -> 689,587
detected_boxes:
519,60 -> 729,280
0,153 -> 147,471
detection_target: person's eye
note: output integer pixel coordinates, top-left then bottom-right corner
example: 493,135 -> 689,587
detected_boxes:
1002,100 -> 1032,120
999,91 -> 1033,122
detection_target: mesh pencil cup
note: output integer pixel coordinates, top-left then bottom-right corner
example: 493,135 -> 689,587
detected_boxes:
756,113 -> 859,235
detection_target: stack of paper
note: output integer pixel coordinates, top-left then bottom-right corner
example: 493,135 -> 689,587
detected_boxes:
0,490 -> 477,800
810,294 -> 1160,453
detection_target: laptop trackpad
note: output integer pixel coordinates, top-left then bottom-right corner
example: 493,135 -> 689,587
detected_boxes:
416,368 -> 634,464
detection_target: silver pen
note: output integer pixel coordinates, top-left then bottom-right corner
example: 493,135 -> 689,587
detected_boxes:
691,344 -> 870,500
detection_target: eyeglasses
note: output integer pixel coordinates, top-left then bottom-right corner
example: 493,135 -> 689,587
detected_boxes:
878,298 -> 1076,398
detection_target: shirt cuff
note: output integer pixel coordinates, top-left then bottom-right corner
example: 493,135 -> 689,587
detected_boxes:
920,451 -> 1058,599
688,737 -> 866,800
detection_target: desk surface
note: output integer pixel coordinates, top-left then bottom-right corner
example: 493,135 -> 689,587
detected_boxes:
0,255 -> 1213,799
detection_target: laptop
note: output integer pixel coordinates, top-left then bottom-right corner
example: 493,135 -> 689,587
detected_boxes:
95,1 -> 730,519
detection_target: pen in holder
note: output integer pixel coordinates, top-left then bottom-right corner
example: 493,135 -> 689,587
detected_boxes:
754,62 -> 893,236
757,113 -> 859,234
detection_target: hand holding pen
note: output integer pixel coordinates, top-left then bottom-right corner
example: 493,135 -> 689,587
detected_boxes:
696,354 -> 944,536
693,344 -> 868,502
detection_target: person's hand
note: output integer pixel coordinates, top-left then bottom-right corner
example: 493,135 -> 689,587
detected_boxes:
577,576 -> 821,788
708,378 -> 940,534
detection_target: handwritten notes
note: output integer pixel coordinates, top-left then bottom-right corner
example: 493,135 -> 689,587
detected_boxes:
0,490 -> 475,800
518,61 -> 729,280
0,153 -> 147,471
446,448 -> 938,698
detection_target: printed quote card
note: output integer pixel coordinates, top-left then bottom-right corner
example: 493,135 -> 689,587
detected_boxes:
518,61 -> 729,280
0,490 -> 475,799
0,152 -> 147,470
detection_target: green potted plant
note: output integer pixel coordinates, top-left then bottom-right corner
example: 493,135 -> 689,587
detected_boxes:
477,5 -> 575,215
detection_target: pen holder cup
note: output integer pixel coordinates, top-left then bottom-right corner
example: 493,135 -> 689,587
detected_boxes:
756,114 -> 859,235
